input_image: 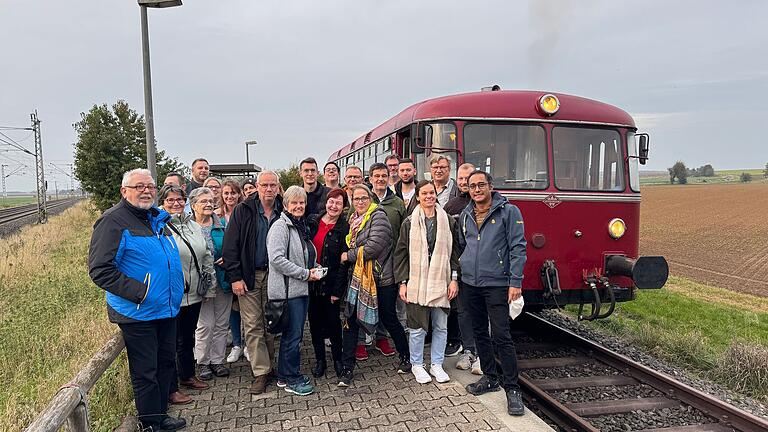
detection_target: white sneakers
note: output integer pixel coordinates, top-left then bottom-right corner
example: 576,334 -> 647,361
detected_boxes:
471,357 -> 483,375
411,365 -> 432,384
244,347 -> 251,362
429,364 -> 450,383
227,346 -> 243,363
411,364 -> 451,383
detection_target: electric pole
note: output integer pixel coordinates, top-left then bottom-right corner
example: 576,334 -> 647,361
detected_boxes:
1,164 -> 6,199
31,111 -> 46,223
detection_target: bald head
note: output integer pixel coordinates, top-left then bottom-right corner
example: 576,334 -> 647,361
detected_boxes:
457,163 -> 476,193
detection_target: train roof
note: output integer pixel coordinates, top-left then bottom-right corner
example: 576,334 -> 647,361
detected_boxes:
329,90 -> 636,161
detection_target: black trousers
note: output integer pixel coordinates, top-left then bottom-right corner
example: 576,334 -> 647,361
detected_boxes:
464,284 -> 520,391
170,302 -> 202,393
342,284 -> 409,371
118,317 -> 177,427
308,292 -> 343,363
446,298 -> 462,346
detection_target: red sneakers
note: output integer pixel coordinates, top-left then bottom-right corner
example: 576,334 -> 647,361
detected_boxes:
355,344 -> 369,361
375,339 -> 396,357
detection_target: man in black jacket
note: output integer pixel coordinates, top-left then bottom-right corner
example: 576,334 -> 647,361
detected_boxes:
222,170 -> 283,395
301,157 -> 330,217
443,163 -> 479,368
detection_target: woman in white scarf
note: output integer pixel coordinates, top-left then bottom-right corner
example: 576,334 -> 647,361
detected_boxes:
394,180 -> 460,384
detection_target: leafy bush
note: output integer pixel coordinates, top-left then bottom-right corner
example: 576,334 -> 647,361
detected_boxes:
740,172 -> 753,182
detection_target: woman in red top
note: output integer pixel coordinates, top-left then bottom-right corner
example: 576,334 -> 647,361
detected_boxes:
307,188 -> 350,378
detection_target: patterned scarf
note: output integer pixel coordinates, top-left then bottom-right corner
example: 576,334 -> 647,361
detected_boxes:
346,202 -> 377,248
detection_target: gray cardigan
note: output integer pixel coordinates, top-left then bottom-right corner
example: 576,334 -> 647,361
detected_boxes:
168,213 -> 216,306
266,212 -> 317,300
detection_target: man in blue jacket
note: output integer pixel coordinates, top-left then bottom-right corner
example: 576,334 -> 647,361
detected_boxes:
458,170 -> 527,416
88,168 -> 186,432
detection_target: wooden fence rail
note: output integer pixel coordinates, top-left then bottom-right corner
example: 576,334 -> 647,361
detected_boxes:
25,332 -> 125,432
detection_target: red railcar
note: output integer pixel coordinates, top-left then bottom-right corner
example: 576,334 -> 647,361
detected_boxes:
328,88 -> 668,319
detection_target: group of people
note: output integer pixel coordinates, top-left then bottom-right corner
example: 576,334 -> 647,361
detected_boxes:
88,155 -> 527,432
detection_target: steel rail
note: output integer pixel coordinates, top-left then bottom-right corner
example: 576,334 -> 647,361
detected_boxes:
0,198 -> 80,225
519,312 -> 768,432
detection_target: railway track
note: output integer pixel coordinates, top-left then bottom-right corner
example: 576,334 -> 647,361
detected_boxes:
0,198 -> 81,225
516,313 -> 768,432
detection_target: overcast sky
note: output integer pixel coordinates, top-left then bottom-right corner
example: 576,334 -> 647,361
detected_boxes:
1,0 -> 766,191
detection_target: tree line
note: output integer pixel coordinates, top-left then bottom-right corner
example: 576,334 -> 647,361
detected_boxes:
74,101 -> 322,212
668,161 -> 762,184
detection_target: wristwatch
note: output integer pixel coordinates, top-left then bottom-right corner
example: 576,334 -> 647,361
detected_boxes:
451,271 -> 458,281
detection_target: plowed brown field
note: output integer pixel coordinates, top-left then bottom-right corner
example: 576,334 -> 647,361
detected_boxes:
640,183 -> 768,297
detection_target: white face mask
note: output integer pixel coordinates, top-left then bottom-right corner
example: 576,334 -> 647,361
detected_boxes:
509,296 -> 525,320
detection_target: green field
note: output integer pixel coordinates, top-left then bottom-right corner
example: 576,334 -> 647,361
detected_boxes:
566,276 -> 768,401
640,168 -> 766,185
0,196 -> 36,209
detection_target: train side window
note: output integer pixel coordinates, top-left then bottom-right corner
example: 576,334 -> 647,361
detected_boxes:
418,123 -> 457,181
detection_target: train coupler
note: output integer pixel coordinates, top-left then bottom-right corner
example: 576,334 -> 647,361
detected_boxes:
540,260 -> 562,298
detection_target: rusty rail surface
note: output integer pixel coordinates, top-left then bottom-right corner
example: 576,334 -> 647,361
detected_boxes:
519,312 -> 768,432
25,332 -> 125,432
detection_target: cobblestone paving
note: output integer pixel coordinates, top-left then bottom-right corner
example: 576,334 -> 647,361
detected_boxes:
169,339 -> 509,432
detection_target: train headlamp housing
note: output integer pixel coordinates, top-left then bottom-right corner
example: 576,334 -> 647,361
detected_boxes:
538,94 -> 560,116
608,218 -> 626,239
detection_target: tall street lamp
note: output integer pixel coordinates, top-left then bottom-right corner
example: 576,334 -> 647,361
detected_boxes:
139,0 -> 182,181
245,140 -> 258,167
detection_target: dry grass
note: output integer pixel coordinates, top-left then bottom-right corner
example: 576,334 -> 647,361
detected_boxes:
0,202 -> 133,431
715,341 -> 768,399
640,183 -> 768,297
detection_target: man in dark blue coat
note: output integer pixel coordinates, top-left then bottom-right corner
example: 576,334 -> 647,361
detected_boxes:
88,168 -> 186,432
458,170 -> 527,417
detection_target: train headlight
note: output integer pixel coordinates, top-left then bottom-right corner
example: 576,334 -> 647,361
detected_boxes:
608,218 -> 626,239
539,94 -> 560,116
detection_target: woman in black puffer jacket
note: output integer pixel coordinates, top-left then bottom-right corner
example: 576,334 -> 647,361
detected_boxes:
307,188 -> 350,378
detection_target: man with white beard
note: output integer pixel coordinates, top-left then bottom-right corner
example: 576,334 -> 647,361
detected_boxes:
88,168 -> 186,432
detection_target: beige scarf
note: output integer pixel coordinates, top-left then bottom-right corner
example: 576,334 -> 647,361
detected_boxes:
406,205 -> 452,308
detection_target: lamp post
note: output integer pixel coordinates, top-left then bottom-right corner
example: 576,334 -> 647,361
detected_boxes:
139,0 -> 182,181
245,140 -> 258,167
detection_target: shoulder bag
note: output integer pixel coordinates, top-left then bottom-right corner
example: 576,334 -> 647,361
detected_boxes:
265,227 -> 292,334
168,224 -> 213,297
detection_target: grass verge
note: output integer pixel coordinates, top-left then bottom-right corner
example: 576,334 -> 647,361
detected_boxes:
566,275 -> 768,401
0,202 -> 133,431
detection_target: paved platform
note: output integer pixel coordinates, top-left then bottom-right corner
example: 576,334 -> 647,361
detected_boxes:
167,338 -> 553,432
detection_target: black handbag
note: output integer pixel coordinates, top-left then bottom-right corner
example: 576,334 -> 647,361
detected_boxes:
168,224 -> 212,297
265,231 -> 291,334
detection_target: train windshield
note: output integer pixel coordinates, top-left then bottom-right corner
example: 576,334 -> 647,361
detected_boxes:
463,123 -> 548,190
553,127 -> 624,191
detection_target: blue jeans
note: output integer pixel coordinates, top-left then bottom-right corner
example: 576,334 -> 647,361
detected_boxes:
229,308 -> 242,347
409,307 -> 448,366
277,296 -> 309,385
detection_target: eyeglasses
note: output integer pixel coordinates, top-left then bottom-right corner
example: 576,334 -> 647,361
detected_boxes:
196,199 -> 215,205
164,198 -> 186,204
207,185 -> 221,190
352,196 -> 371,202
468,182 -> 489,190
125,184 -> 157,192
431,165 -> 450,171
